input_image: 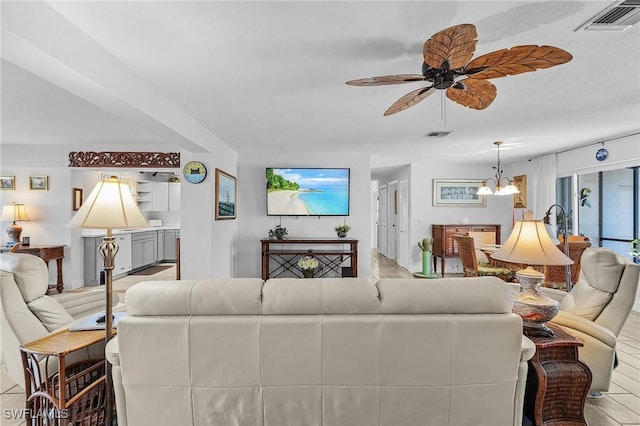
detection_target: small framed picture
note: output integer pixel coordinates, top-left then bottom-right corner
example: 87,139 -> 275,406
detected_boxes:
73,188 -> 83,211
29,176 -> 48,190
432,179 -> 486,207
21,236 -> 30,246
513,175 -> 527,208
0,176 -> 15,190
215,168 -> 237,220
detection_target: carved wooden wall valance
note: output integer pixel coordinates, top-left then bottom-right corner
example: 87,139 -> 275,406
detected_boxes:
69,151 -> 180,168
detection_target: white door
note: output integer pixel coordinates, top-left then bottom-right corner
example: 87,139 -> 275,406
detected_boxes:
378,185 -> 388,257
387,181 -> 398,261
398,179 -> 410,269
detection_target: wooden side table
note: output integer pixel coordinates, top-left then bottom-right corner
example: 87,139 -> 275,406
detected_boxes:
524,324 -> 592,426
20,329 -> 111,425
13,245 -> 65,293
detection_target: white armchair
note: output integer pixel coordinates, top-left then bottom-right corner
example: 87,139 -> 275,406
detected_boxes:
543,248 -> 640,394
0,253 -> 106,388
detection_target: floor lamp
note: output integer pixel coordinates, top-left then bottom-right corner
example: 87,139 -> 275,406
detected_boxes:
543,204 -> 572,291
68,176 -> 148,426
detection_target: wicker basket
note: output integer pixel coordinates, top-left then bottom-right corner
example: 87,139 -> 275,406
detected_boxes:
26,360 -> 113,426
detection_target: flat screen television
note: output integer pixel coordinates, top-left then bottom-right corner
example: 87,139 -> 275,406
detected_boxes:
266,168 -> 350,216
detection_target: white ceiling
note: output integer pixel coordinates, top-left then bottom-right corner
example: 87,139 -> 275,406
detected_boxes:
1,1 -> 639,172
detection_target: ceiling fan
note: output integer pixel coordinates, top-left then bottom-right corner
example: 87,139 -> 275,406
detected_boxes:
346,23 -> 572,115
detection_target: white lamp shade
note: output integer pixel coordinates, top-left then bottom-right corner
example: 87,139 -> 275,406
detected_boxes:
68,177 -> 149,229
477,185 -> 493,195
1,203 -> 30,222
491,220 -> 573,266
501,184 -> 520,195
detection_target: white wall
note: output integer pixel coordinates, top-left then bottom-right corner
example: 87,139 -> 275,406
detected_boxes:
556,133 -> 640,177
236,152 -> 372,278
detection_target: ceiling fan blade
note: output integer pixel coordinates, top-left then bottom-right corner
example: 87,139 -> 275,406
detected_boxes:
384,86 -> 436,116
345,74 -> 427,86
423,23 -> 477,70
446,79 -> 496,110
465,45 -> 572,79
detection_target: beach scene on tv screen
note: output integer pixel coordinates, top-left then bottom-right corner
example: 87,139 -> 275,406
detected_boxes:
267,168 -> 349,215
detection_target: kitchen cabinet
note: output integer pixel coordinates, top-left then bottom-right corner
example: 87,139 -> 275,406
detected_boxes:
137,181 -> 178,212
169,182 -> 180,211
83,234 -> 132,285
132,231 -> 158,270
164,229 -> 179,261
137,181 -> 153,211
151,182 -> 169,211
156,229 -> 179,262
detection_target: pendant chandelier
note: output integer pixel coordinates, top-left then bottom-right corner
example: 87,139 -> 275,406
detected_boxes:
478,141 -> 520,196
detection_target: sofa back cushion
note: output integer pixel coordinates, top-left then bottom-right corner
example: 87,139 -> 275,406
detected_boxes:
262,278 -> 380,314
377,276 -> 513,314
126,278 -> 264,315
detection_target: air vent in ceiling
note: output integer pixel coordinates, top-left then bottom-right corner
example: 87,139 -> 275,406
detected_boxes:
423,131 -> 452,138
576,0 -> 640,31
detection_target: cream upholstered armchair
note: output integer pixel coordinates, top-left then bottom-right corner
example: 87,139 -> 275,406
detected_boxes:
0,253 -> 105,388
542,248 -> 640,395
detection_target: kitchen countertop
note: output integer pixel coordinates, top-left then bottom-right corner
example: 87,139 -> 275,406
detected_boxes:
81,226 -> 179,237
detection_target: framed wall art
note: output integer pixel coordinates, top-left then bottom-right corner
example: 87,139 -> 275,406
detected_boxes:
29,176 -> 48,190
513,175 -> 527,208
0,176 -> 15,190
73,188 -> 83,211
215,168 -> 236,220
432,179 -> 486,207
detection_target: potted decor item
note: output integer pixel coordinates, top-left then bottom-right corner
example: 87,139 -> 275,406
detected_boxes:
298,255 -> 319,278
418,238 -> 434,276
335,224 -> 351,238
268,225 -> 288,240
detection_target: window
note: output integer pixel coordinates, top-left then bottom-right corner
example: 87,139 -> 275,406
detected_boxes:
557,167 -> 639,263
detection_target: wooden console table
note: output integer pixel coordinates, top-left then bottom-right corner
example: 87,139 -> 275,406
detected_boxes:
20,329 -> 112,425
524,324 -> 592,426
261,237 -> 358,280
431,224 -> 501,277
13,245 -> 65,293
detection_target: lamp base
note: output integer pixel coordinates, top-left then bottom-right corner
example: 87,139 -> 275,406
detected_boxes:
6,223 -> 22,246
522,322 -> 556,338
513,266 -> 560,337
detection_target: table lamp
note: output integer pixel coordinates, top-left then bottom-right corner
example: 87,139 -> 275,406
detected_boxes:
1,202 -> 31,247
68,176 -> 148,425
491,211 -> 573,337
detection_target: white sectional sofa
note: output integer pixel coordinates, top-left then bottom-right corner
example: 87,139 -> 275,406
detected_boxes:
107,276 -> 535,426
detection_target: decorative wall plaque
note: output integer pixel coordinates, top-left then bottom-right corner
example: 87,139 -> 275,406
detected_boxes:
68,151 -> 180,168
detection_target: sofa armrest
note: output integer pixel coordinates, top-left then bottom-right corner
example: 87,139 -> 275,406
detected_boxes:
105,336 -> 120,366
521,336 -> 536,362
550,311 -> 616,348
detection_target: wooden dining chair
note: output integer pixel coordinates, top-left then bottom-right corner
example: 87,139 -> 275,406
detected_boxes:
544,235 -> 592,289
454,235 -> 513,281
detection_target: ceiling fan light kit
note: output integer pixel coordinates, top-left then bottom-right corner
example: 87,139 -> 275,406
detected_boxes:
346,23 -> 572,115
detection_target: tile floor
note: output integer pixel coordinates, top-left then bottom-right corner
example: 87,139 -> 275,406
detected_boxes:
1,254 -> 639,425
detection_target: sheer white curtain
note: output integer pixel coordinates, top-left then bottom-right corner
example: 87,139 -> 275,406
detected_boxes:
531,154 -> 557,220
